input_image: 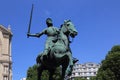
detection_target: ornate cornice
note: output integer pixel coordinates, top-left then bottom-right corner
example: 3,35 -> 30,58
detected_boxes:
0,25 -> 13,38
0,60 -> 12,64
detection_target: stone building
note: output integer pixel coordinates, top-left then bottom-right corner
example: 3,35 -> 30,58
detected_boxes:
0,25 -> 12,80
70,62 -> 100,80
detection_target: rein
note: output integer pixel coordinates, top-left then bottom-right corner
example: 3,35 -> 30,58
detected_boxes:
63,22 -> 74,43
69,37 -> 74,43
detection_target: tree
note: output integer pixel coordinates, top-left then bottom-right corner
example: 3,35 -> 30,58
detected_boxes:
26,64 -> 38,80
26,64 -> 61,80
96,45 -> 120,80
90,76 -> 96,80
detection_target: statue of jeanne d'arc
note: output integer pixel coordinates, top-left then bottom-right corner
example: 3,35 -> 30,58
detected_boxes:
27,4 -> 79,80
27,18 -> 59,59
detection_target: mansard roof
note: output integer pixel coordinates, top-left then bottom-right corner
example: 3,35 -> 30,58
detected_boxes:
0,25 -> 12,36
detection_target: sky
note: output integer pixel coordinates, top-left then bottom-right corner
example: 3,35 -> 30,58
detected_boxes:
0,0 -> 120,80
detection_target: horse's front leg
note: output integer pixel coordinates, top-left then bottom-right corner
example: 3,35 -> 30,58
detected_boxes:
68,52 -> 73,66
66,52 -> 73,76
49,69 -> 55,80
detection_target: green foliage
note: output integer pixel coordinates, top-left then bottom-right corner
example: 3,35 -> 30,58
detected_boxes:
73,77 -> 87,80
26,65 -> 37,80
26,64 -> 61,80
96,45 -> 120,80
52,67 -> 62,80
90,76 -> 97,80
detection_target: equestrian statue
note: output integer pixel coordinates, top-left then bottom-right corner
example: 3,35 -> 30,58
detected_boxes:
27,17 -> 78,80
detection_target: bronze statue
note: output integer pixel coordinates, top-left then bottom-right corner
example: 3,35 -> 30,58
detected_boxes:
27,18 -> 59,59
27,18 -> 78,80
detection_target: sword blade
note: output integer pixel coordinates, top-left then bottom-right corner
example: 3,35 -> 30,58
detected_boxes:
27,4 -> 34,38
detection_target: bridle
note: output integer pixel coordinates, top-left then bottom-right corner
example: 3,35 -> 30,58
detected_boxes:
63,20 -> 74,43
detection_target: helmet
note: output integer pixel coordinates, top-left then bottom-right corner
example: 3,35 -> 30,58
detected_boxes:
46,18 -> 52,24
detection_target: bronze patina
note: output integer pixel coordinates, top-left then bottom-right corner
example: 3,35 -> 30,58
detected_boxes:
27,18 -> 78,80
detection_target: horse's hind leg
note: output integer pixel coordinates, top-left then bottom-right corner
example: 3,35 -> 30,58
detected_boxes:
62,57 -> 69,80
37,65 -> 43,80
62,64 -> 69,80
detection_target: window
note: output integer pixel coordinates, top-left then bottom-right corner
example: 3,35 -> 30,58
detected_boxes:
89,72 -> 91,74
78,72 -> 81,75
3,76 -> 8,80
93,67 -> 96,69
72,73 -> 75,76
82,65 -> 84,67
94,72 -> 96,75
4,66 -> 9,73
84,72 -> 87,75
88,67 -> 91,69
89,64 -> 93,66
0,39 -> 2,55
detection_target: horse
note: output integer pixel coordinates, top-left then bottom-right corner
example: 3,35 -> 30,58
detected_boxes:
36,20 -> 78,80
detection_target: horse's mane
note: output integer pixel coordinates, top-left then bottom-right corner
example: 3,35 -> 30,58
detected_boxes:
64,20 -> 71,23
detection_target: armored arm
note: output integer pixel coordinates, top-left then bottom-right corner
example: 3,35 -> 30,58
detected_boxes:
27,33 -> 40,37
27,29 -> 46,38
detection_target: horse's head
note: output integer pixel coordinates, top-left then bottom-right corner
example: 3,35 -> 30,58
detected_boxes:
61,20 -> 78,38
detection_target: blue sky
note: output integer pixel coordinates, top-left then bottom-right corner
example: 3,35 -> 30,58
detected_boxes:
0,0 -> 120,80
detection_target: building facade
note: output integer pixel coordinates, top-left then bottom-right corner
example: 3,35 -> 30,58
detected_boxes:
70,62 -> 100,80
0,25 -> 12,80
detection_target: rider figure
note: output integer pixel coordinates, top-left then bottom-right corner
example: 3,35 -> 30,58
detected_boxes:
27,18 -> 59,57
